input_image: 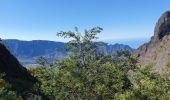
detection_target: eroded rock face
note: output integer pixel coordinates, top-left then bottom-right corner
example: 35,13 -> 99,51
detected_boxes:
136,11 -> 170,73
154,11 -> 170,40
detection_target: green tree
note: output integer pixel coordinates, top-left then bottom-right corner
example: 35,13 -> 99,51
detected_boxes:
30,27 -> 138,99
0,74 -> 19,100
35,56 -> 48,67
57,27 -> 103,64
115,65 -> 170,100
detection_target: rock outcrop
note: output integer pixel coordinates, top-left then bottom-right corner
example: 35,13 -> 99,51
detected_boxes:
136,11 -> 170,73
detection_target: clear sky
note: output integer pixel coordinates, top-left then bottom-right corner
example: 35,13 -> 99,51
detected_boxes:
0,0 -> 169,48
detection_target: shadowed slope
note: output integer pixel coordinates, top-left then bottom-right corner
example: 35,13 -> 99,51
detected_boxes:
0,42 -> 36,81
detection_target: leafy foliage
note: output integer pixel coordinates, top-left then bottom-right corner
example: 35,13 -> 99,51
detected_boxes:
0,74 -> 19,100
30,27 -> 138,99
115,66 -> 170,100
35,56 -> 48,67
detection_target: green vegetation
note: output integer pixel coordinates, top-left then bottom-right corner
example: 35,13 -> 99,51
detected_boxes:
1,27 -> 170,99
0,74 -> 18,99
166,61 -> 170,68
35,56 -> 48,67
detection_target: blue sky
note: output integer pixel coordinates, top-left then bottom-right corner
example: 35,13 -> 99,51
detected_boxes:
0,0 -> 169,48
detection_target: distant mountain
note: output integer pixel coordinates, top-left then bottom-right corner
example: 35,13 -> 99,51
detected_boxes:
3,39 -> 135,66
107,38 -> 150,49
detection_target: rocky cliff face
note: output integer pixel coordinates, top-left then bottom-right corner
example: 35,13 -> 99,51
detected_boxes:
136,11 -> 170,73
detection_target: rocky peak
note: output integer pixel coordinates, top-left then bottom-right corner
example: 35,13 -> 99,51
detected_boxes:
136,10 -> 170,73
154,11 -> 170,41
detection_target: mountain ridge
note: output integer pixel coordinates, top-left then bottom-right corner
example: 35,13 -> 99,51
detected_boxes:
3,39 -> 135,66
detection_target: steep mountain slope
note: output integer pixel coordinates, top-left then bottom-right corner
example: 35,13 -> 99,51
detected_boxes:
0,42 -> 36,81
136,11 -> 170,73
0,42 -> 40,98
3,39 -> 135,66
